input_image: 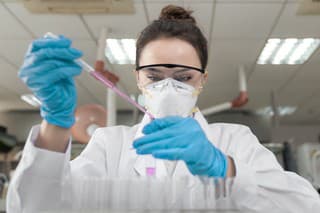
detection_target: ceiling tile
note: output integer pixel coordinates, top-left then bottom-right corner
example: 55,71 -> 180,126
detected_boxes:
76,71 -> 106,106
216,0 -> 285,2
246,88 -> 272,109
246,65 -> 298,110
300,97 -> 320,112
112,64 -> 138,93
272,2 -> 320,38
82,2 -> 148,39
0,59 -> 29,96
0,4 -> 31,39
249,65 -> 298,91
0,39 -> 31,66
71,40 -> 97,67
276,47 -> 320,99
307,46 -> 320,64
210,39 -> 265,63
5,2 -> 91,39
289,63 -> 320,83
179,1 -> 214,38
290,97 -> 320,122
198,84 -> 239,110
208,39 -> 265,83
277,78 -> 319,106
207,62 -> 242,84
0,99 -> 35,112
145,1 -> 184,22
184,0 -> 215,2
143,0 -> 183,4
75,81 -> 101,106
0,85 -> 17,101
213,3 -> 283,39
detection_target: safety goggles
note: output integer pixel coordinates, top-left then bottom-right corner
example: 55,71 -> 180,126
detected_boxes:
136,63 -> 205,87
144,77 -> 197,94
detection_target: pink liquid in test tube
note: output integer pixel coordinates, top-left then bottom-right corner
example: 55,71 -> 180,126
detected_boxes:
145,155 -> 156,177
146,167 -> 156,176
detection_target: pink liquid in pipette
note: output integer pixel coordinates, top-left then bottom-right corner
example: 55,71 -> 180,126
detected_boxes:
90,70 -> 155,120
91,70 -> 157,176
91,71 -> 157,177
43,33 -> 155,119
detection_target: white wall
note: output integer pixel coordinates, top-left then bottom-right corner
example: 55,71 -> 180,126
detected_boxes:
271,125 -> 320,144
206,110 -> 320,145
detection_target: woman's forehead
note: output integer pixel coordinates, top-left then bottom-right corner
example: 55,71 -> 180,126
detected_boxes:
138,38 -> 201,68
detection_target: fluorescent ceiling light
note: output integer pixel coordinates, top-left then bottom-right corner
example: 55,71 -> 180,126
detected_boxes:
105,39 -> 136,64
257,38 -> 320,65
257,106 -> 297,117
20,94 -> 41,107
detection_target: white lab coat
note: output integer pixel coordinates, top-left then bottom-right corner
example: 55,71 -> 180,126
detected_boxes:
6,112 -> 320,212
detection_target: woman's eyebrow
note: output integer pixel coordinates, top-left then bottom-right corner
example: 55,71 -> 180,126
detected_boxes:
145,67 -> 163,73
145,67 -> 193,74
173,68 -> 193,73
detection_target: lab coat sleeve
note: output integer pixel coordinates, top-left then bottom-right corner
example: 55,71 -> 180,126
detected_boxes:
227,125 -> 320,212
6,125 -> 108,213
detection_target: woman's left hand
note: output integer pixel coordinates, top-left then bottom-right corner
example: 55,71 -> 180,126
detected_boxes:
133,116 -> 228,177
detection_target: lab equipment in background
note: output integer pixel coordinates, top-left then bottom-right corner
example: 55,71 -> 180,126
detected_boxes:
201,65 -> 248,116
297,143 -> 320,189
0,126 -> 16,153
263,142 -> 298,172
70,143 -> 87,160
44,32 -> 155,120
0,173 -> 8,199
71,104 -> 107,144
282,141 -> 298,172
56,176 -> 237,211
0,126 -> 19,208
263,143 -> 285,168
0,126 -> 17,180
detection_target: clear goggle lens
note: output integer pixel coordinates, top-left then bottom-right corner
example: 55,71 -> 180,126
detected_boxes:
136,64 -> 205,88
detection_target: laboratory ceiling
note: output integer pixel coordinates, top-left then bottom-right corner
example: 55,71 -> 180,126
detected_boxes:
0,0 -> 319,125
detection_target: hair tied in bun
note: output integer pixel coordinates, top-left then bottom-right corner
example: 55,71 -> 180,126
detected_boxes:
159,5 -> 196,24
136,4 -> 207,70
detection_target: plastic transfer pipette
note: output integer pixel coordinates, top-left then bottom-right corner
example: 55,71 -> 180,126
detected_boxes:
44,32 -> 155,120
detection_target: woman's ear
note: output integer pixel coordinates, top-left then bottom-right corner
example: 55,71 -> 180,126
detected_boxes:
202,71 -> 208,85
133,70 -> 142,91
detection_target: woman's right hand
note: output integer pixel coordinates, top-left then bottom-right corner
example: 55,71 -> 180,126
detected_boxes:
19,35 -> 83,129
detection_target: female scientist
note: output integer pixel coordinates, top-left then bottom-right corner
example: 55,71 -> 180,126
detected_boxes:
7,5 -> 320,213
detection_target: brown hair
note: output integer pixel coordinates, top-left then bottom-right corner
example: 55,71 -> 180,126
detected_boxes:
135,5 -> 208,70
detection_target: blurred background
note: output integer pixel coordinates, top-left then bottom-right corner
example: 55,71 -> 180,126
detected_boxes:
0,0 -> 320,207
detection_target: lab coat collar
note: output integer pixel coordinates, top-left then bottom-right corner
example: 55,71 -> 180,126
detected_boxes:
130,111 -> 214,178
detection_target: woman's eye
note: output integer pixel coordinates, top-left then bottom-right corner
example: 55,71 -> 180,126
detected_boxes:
175,76 -> 192,82
147,76 -> 162,81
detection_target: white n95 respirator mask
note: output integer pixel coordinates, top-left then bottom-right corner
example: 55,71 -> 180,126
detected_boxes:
138,78 -> 201,118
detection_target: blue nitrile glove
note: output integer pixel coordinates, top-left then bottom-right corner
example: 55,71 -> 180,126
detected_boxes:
18,35 -> 83,128
133,116 -> 228,177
